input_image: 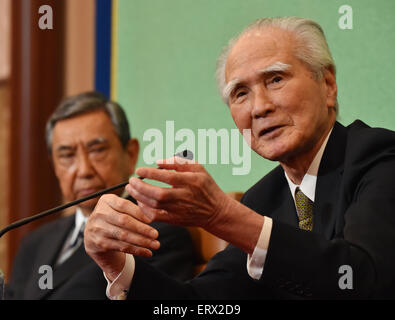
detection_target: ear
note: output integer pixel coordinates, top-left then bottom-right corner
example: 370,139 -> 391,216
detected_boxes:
323,66 -> 338,110
126,138 -> 140,175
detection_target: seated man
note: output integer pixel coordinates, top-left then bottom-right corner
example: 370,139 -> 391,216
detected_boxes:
6,91 -> 195,300
85,17 -> 395,299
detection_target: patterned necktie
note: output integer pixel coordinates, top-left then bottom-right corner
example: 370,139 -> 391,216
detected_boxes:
295,187 -> 314,231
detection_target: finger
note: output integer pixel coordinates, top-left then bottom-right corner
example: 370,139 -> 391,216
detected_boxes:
85,221 -> 158,258
156,157 -> 204,173
137,200 -> 168,221
128,177 -> 185,204
135,167 -> 190,186
159,155 -> 196,165
87,216 -> 159,247
104,224 -> 161,251
127,183 -> 175,215
129,177 -> 176,201
126,182 -> 163,209
101,194 -> 153,224
94,237 -> 155,258
101,210 -> 159,240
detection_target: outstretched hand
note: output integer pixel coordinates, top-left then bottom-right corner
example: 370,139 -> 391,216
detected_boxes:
125,157 -> 233,230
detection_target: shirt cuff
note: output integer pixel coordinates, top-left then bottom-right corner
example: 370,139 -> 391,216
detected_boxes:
104,253 -> 135,300
247,217 -> 273,280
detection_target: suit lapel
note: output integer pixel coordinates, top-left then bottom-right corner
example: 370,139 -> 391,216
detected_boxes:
270,178 -> 299,227
313,122 -> 348,239
25,215 -> 75,299
246,166 -> 299,227
40,243 -> 92,299
39,215 -> 75,266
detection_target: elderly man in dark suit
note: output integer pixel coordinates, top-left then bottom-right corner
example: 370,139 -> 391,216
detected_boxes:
84,17 -> 395,299
6,92 -> 195,299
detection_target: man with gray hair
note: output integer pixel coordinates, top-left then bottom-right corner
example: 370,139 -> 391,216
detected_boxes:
6,91 -> 195,299
85,17 -> 395,299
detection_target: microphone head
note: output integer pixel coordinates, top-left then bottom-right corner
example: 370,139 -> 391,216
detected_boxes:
175,149 -> 194,160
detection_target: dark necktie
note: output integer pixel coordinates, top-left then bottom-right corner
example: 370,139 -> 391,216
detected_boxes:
67,222 -> 85,250
295,187 -> 314,231
55,222 -> 86,267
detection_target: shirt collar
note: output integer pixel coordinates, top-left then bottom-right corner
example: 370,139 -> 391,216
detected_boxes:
70,207 -> 88,241
284,127 -> 333,202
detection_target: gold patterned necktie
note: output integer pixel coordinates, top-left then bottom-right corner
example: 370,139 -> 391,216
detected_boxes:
295,187 -> 314,231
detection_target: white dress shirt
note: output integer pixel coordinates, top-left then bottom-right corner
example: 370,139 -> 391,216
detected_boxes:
106,129 -> 333,298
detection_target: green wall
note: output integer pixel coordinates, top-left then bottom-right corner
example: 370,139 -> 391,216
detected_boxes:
116,0 -> 395,192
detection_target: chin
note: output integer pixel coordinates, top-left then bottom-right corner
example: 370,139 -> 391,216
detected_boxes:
253,141 -> 292,162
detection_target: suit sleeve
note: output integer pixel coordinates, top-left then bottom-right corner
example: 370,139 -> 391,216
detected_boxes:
128,244 -> 269,300
143,222 -> 195,282
127,223 -> 269,299
257,156 -> 395,299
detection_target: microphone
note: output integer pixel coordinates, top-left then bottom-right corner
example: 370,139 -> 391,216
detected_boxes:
0,150 -> 194,238
174,149 -> 193,160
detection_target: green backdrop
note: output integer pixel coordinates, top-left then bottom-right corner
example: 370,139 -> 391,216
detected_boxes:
115,0 -> 395,192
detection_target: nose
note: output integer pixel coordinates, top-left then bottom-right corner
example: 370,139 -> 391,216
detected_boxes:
251,85 -> 275,119
76,151 -> 95,179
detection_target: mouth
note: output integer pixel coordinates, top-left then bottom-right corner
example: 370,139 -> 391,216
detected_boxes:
259,125 -> 284,138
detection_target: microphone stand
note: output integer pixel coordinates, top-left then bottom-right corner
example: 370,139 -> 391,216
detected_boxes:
0,181 -> 128,239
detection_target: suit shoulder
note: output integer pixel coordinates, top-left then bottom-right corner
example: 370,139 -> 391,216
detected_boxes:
344,120 -> 395,166
347,120 -> 395,141
20,214 -> 74,245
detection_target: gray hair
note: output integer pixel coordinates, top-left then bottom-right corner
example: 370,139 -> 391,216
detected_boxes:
216,17 -> 338,113
46,91 -> 131,154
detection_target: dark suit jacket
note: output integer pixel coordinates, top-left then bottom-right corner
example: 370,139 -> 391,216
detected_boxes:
126,120 -> 395,300
6,198 -> 195,300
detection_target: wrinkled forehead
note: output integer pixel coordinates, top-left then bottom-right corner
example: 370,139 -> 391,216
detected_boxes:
51,110 -> 118,147
225,27 -> 298,81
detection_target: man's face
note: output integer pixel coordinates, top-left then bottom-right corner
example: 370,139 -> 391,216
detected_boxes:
51,110 -> 139,215
225,28 -> 337,163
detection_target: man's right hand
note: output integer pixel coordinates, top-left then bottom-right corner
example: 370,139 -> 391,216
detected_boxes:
84,194 -> 161,282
